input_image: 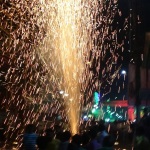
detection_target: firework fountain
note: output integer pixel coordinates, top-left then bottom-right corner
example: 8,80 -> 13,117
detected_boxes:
36,0 -> 94,134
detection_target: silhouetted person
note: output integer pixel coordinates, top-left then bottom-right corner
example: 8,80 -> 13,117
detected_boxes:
58,131 -> 71,150
134,126 -> 150,150
98,135 -> 114,150
140,108 -> 149,124
97,123 -> 108,148
46,131 -> 62,150
87,126 -> 100,150
81,132 -> 90,149
139,107 -> 150,141
37,128 -> 54,150
23,124 -> 38,150
67,134 -> 85,150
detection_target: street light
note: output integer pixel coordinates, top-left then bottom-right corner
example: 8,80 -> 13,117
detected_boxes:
121,70 -> 127,75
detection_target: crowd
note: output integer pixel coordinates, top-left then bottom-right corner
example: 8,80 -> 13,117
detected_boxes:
22,110 -> 150,150
22,108 -> 150,150
22,122 -> 114,150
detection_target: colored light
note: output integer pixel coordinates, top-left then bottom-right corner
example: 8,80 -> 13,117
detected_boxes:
105,118 -> 110,122
92,108 -> 96,113
83,115 -> 88,119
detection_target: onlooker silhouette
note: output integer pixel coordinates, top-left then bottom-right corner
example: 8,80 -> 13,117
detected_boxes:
58,131 -> 71,150
37,128 -> 54,150
98,135 -> 114,150
46,130 -> 61,150
134,126 -> 150,150
87,126 -> 100,150
23,124 -> 38,150
97,123 -> 108,148
67,134 -> 86,150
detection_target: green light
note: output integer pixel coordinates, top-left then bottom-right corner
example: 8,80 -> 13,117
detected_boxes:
107,99 -> 110,102
94,92 -> 99,105
92,108 -> 96,113
107,106 -> 110,110
88,114 -> 92,118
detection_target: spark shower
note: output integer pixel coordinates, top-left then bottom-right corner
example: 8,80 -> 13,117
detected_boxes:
37,0 -> 95,134
0,0 -> 123,147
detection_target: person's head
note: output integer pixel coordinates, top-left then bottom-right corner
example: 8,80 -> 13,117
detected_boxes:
45,128 -> 54,139
54,125 -> 62,133
61,131 -> 71,142
99,119 -> 105,125
72,134 -> 81,146
143,107 -> 148,116
89,127 -> 98,139
136,126 -> 145,136
99,123 -> 106,132
56,131 -> 63,140
81,132 -> 90,146
25,124 -> 36,134
102,135 -> 114,147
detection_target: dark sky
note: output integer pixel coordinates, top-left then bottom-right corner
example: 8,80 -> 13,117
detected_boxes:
106,0 -> 150,101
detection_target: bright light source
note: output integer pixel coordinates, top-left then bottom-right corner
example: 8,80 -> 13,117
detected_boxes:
13,142 -> 18,145
105,118 -> 110,122
83,115 -> 88,119
88,114 -> 92,118
121,70 -> 126,75
64,93 -> 69,97
95,106 -> 98,109
59,90 -> 64,94
83,115 -> 88,121
94,104 -> 98,108
114,142 -> 119,145
133,119 -> 136,122
110,112 -> 115,115
92,108 -> 96,113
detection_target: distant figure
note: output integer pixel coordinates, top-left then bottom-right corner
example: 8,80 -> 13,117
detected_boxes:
23,124 -> 38,150
97,123 -> 108,148
139,107 -> 150,141
37,128 -> 54,150
98,135 -> 114,150
87,126 -> 100,150
134,126 -> 150,150
46,131 -> 61,150
67,134 -> 85,150
140,108 -> 149,124
58,131 -> 71,150
81,132 -> 90,149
